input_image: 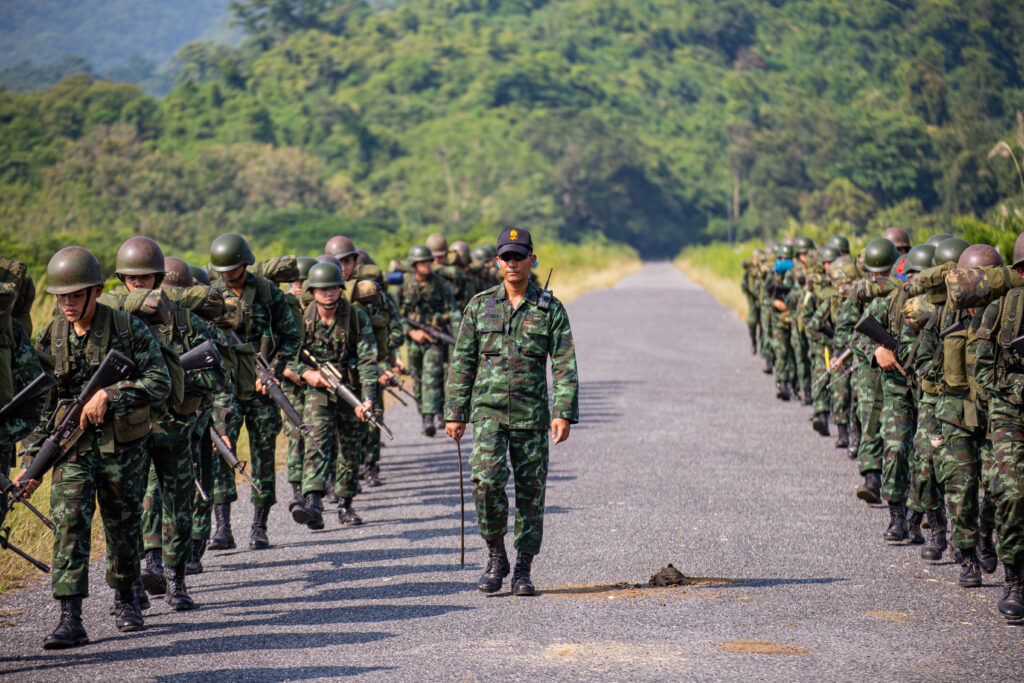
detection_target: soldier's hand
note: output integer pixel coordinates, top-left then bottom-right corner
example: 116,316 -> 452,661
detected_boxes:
282,368 -> 304,385
354,399 -> 374,422
80,389 -> 110,427
301,369 -> 327,389
409,329 -> 433,344
393,358 -> 406,373
773,299 -> 789,312
378,369 -> 395,385
446,421 -> 465,442
12,470 -> 40,498
874,346 -> 906,376
551,418 -> 571,445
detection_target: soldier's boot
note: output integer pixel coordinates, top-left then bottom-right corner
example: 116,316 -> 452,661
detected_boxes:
325,473 -> 339,505
762,357 -> 773,374
140,548 -> 166,596
134,578 -> 150,611
905,510 -> 925,545
422,413 -> 436,437
883,502 -> 907,543
921,508 -> 948,562
847,421 -> 860,459
291,491 -> 313,526
855,471 -> 882,505
358,463 -> 369,481
303,492 -> 325,530
801,385 -> 813,406
165,564 -> 196,611
287,482 -> 303,513
185,539 -> 206,575
43,598 -> 88,650
208,503 -> 235,550
958,548 -> 982,588
997,563 -> 1024,621
338,498 -> 363,526
812,412 -> 830,437
511,552 -> 536,596
435,412 -> 446,433
478,538 -> 510,593
978,526 -> 999,574
248,505 -> 271,549
775,382 -> 791,401
113,589 -> 144,632
835,424 -> 849,449
366,464 -> 383,487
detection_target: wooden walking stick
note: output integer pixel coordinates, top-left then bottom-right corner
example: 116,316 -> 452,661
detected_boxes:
455,436 -> 465,568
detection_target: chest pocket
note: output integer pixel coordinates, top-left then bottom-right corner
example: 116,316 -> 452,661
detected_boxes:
519,310 -> 550,358
477,315 -> 504,357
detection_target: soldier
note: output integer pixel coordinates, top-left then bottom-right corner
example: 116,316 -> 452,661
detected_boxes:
288,262 -> 378,528
882,227 -> 912,256
741,250 -> 763,355
16,247 -> 171,648
397,244 -> 460,437
788,236 -> 817,405
827,235 -> 851,257
283,256 -> 317,515
426,233 -> 473,312
802,246 -> 840,435
445,227 -> 578,596
450,240 -> 481,297
765,243 -> 796,400
208,233 -> 301,549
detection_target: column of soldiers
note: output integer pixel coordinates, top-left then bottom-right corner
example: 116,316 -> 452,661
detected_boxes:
742,226 -> 1024,624
1,230 -> 504,649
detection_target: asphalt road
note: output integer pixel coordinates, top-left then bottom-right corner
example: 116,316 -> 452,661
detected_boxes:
2,262 -> 1023,681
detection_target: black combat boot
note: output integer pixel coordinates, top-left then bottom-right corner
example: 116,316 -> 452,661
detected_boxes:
884,502 -> 907,543
478,538 -> 510,593
165,564 -> 196,611
113,589 -> 144,632
511,552 -> 536,596
978,526 -> 998,574
763,357 -> 774,374
288,482 -> 303,513
140,548 -> 166,596
835,424 -> 849,449
249,505 -> 271,549
133,578 -> 150,611
185,538 -> 206,575
801,386 -> 812,406
338,498 -> 363,526
921,508 -> 948,562
365,463 -> 383,487
422,413 -> 436,437
998,563 -> 1024,621
295,492 -> 324,530
812,412 -> 830,436
775,382 -> 791,401
855,471 -> 881,505
905,510 -> 925,545
358,463 -> 369,480
43,598 -> 88,650
208,503 -> 235,550
958,548 -> 982,587
847,420 -> 861,459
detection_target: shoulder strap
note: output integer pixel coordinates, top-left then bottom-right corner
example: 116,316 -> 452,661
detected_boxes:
174,306 -> 192,352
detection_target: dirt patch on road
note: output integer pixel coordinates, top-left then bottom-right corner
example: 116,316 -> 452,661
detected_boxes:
719,639 -> 809,655
865,610 -> 919,623
545,642 -> 686,665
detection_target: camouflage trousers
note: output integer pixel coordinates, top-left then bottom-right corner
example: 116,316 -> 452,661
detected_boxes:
908,394 -> 942,514
809,343 -> 830,414
49,437 -> 146,598
0,442 -> 13,478
759,304 -> 775,362
283,381 -> 305,485
358,384 -> 384,468
791,325 -> 811,390
985,396 -> 1024,566
855,365 -> 884,474
936,411 -> 992,551
191,417 -> 214,542
302,386 -> 364,498
212,417 -> 239,505
225,394 -> 281,508
880,381 -> 916,504
745,295 -> 760,348
830,356 -> 853,425
140,423 -> 195,569
470,418 -> 549,556
408,340 -> 446,415
770,317 -> 795,382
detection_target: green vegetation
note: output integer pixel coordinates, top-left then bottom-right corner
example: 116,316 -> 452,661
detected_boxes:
3,0 -> 1024,275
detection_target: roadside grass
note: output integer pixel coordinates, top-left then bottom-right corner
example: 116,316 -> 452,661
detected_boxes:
674,242 -> 758,318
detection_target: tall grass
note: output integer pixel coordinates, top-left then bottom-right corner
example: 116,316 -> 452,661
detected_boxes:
675,242 -> 759,317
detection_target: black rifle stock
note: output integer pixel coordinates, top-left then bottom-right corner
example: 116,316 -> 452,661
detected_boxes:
0,372 -> 56,423
299,349 -> 394,440
209,426 -> 262,494
180,339 -> 221,373
403,317 -> 457,346
766,282 -> 791,301
854,314 -> 899,353
940,317 -> 968,339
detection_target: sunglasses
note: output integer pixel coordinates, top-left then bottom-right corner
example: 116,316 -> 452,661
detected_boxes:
498,251 -> 530,262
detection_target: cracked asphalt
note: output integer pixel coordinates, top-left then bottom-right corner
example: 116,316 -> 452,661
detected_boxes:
2,262 -> 1022,681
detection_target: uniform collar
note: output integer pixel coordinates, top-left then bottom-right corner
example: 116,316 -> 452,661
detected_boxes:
493,280 -> 540,305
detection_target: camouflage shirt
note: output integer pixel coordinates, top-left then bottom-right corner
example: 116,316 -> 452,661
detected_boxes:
0,318 -> 46,447
289,301 -> 379,400
233,271 -> 301,376
397,271 -> 460,331
444,281 -> 578,428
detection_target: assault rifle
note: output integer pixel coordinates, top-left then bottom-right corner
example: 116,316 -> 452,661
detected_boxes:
402,317 -> 457,346
0,372 -> 56,423
812,347 -> 852,388
1006,334 -> 1024,364
299,348 -> 394,440
827,361 -> 859,388
766,282 -> 791,301
939,317 -> 968,339
0,526 -> 48,573
229,330 -> 329,462
854,314 -> 899,353
382,375 -> 416,404
0,470 -> 53,530
19,350 -> 136,488
179,339 -> 221,373
818,324 -> 835,338
209,426 -> 262,494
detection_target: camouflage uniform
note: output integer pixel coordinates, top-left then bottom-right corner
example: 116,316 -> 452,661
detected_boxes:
764,267 -> 794,383
282,289 -> 308,489
0,312 -> 46,475
740,258 -> 761,352
27,304 -> 171,598
444,281 -> 579,555
397,271 -> 460,416
846,276 -> 894,475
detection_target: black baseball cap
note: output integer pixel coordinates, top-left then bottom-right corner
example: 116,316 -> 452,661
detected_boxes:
496,227 -> 532,257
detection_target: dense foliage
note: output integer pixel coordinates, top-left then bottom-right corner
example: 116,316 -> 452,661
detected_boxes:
2,0 -> 1024,270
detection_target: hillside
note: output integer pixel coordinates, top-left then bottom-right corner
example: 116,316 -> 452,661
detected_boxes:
1,0 -> 1023,272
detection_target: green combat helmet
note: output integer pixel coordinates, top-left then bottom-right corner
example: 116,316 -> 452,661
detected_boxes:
325,236 -> 357,259
903,244 -> 937,273
45,246 -> 105,295
209,233 -> 255,272
818,246 -> 841,263
827,235 -> 850,254
931,237 -> 970,266
925,233 -> 954,247
306,261 -> 344,288
882,227 -> 911,252
315,254 -> 342,269
863,237 -> 900,273
777,244 -> 795,260
408,244 -> 433,264
470,247 -> 489,264
958,244 -> 1002,268
449,240 -> 471,267
296,256 -> 318,281
189,265 -> 211,286
794,236 -> 815,254
115,236 -> 165,285
162,257 -> 193,288
1013,232 -> 1024,267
